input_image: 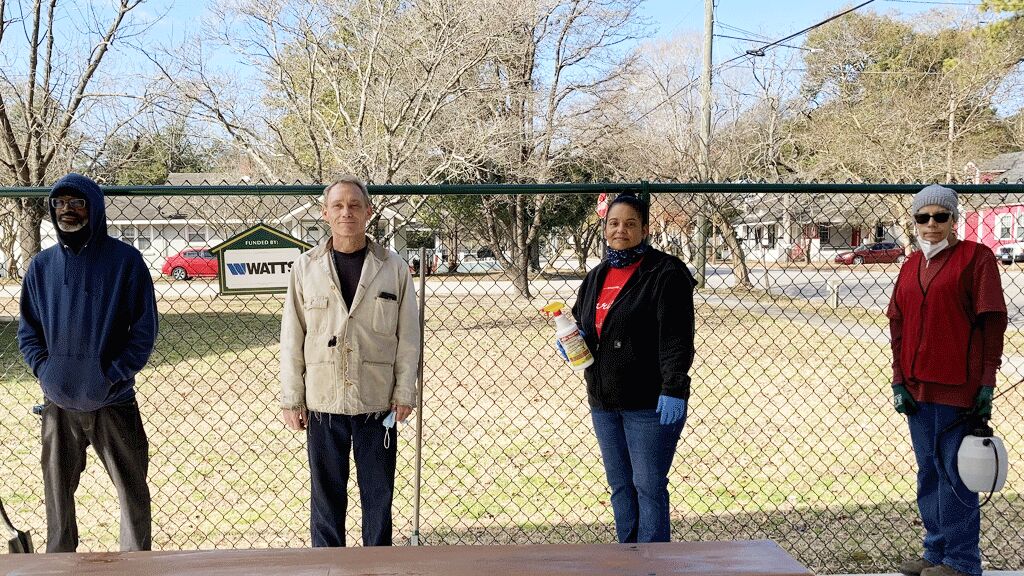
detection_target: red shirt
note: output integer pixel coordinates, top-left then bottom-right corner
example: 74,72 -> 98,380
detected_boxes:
887,240 -> 1007,407
595,260 -> 642,337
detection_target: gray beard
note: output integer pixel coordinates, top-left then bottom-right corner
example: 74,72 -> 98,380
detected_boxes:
57,220 -> 86,233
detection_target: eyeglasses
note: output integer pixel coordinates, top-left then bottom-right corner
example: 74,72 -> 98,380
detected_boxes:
50,198 -> 86,210
913,212 -> 951,225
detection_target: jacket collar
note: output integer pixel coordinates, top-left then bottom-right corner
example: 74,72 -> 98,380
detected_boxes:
313,235 -> 390,312
311,235 -> 389,260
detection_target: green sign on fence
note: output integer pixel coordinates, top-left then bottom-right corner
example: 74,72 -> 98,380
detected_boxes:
209,224 -> 311,295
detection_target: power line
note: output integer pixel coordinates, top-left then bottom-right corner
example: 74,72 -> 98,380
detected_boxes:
713,33 -> 815,52
883,0 -> 982,5
718,0 -> 879,67
716,22 -> 774,42
628,0 -> 881,128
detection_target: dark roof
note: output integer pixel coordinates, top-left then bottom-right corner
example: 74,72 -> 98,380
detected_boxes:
103,194 -> 318,223
738,192 -> 899,225
978,152 -> 1024,182
165,173 -> 249,186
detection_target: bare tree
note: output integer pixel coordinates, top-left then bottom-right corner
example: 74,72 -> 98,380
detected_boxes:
0,0 -> 161,276
412,0 -> 648,298
157,0 -> 500,185
797,10 -> 1024,182
595,33 -> 760,287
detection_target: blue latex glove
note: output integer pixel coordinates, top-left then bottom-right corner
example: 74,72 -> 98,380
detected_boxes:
555,327 -> 585,362
656,395 -> 687,426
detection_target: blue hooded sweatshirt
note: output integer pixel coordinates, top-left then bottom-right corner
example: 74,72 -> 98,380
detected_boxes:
18,174 -> 158,411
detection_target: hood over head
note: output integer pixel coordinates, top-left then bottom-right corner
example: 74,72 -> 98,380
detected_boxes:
48,173 -> 107,248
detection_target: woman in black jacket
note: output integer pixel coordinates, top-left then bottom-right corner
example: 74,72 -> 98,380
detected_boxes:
571,193 -> 696,543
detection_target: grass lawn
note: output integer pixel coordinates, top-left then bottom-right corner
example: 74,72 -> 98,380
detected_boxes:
0,288 -> 1021,573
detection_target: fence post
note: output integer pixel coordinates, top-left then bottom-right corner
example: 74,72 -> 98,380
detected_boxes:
412,247 -> 427,545
828,278 -> 841,308
694,210 -> 708,288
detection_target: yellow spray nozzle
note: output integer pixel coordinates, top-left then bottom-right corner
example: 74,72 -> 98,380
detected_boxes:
540,301 -> 566,317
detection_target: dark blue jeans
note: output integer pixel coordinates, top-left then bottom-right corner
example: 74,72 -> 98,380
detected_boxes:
307,411 -> 397,547
908,402 -> 981,576
591,408 -> 685,543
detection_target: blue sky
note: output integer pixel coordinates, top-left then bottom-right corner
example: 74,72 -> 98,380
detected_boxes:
153,0 -> 985,59
639,0 -> 983,64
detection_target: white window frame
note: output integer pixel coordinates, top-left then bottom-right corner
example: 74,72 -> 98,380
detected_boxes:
138,225 -> 154,252
119,225 -> 154,252
1015,212 -> 1024,241
997,213 -> 1013,240
187,225 -> 207,244
304,225 -> 325,244
818,224 -> 831,244
119,225 -> 137,245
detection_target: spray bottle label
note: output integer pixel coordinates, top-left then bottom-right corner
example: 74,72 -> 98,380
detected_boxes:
559,329 -> 593,368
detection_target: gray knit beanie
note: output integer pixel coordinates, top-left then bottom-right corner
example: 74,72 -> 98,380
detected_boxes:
911,184 -> 958,220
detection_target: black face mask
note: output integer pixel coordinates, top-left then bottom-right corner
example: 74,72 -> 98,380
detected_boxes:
59,223 -> 92,253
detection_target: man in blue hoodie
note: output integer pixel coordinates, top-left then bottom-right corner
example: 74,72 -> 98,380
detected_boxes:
18,173 -> 158,553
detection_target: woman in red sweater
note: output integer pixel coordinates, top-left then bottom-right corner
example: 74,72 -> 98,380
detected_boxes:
887,184 -> 1007,576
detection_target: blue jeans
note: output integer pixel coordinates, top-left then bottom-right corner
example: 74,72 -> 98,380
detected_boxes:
908,402 -> 981,576
307,411 -> 397,547
591,408 -> 685,543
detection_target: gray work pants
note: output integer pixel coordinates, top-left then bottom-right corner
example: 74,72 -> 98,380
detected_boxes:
41,399 -> 151,552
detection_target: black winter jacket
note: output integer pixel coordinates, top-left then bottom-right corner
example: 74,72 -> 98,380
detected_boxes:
572,248 -> 696,410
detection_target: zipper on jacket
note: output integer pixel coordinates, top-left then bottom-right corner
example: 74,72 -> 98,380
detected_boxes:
590,257 -> 655,408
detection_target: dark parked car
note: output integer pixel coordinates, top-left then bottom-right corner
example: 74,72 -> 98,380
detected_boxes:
834,242 -> 906,265
997,243 -> 1024,265
161,248 -> 218,280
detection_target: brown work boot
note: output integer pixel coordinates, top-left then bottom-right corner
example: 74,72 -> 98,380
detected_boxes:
900,557 -> 937,576
921,566 -> 972,576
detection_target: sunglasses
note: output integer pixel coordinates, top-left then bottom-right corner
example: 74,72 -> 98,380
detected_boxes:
50,198 -> 87,210
913,212 -> 951,225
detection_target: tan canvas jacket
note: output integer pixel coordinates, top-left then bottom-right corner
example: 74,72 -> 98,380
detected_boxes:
279,237 -> 419,414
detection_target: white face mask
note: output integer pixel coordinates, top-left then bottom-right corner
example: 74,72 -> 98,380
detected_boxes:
917,236 -> 949,261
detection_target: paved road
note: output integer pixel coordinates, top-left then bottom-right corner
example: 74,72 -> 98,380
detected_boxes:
5,261 -> 1024,326
703,263 -> 1024,327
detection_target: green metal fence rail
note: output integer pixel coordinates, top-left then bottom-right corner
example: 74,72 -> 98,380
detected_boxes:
5,182 -> 1024,196
0,182 -> 1022,573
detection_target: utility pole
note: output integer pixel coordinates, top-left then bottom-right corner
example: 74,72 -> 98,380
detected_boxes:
700,0 -> 714,177
694,0 -> 714,288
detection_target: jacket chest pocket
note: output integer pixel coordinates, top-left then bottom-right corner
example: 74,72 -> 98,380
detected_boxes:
303,296 -> 329,333
372,296 -> 399,334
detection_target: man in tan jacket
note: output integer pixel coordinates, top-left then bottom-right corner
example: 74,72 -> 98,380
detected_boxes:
279,177 -> 419,547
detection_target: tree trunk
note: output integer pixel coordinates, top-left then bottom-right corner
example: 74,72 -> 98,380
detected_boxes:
445,225 -> 459,273
17,198 -> 47,275
711,211 -> 752,288
529,236 -> 541,272
572,230 -> 588,273
946,95 -> 956,183
511,249 -> 532,299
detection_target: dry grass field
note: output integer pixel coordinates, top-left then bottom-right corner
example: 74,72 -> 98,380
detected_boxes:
0,285 -> 1021,574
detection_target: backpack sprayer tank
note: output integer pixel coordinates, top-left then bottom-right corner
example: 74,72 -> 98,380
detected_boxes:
958,421 -> 1008,494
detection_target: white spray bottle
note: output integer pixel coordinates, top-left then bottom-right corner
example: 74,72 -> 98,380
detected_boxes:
541,302 -> 594,371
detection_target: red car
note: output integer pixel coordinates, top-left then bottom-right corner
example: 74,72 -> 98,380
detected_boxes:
834,241 -> 906,265
162,248 -> 218,280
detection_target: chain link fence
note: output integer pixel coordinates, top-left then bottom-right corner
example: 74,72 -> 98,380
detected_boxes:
1,182 -> 1022,573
